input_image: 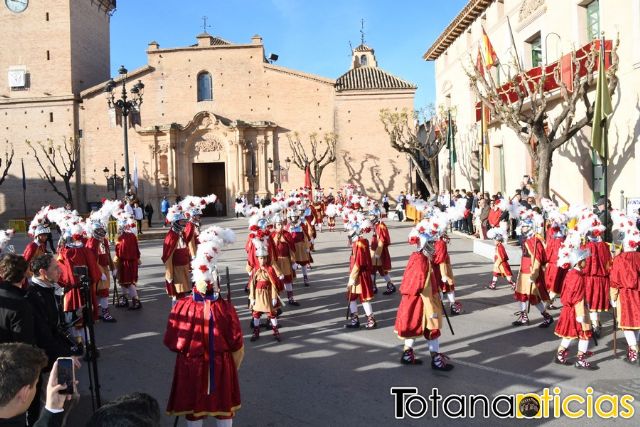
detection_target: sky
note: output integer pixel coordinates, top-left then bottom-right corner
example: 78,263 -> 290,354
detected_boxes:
110,0 -> 469,108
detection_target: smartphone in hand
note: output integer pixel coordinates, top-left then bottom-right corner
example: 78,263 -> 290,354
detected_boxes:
56,357 -> 75,395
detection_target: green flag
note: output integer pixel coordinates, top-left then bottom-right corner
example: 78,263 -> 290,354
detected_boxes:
591,42 -> 613,160
447,110 -> 457,164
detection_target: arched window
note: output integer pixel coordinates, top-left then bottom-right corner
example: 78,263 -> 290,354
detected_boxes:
197,72 -> 213,101
360,55 -> 368,66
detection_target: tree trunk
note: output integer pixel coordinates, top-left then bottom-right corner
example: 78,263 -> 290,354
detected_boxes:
412,156 -> 436,195
535,144 -> 553,199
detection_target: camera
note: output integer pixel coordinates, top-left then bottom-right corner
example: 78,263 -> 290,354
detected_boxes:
72,265 -> 88,278
57,357 -> 75,395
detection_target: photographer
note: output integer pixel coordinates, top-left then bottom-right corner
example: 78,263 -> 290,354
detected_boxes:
25,255 -> 76,426
0,254 -> 35,346
0,343 -> 75,427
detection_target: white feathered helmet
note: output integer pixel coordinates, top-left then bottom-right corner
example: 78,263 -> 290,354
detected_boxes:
611,210 -> 640,252
191,225 -> 235,295
557,230 -> 590,268
487,225 -> 508,241
0,229 -> 14,253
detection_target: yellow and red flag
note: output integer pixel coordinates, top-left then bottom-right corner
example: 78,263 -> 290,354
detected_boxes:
480,28 -> 499,69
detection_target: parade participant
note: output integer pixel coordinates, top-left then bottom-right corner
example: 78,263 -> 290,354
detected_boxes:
288,209 -> 312,286
609,211 -> 640,365
553,230 -> 597,369
303,198 -> 318,251
162,205 -> 191,305
579,214 -> 611,338
244,209 -> 282,278
85,219 -> 117,323
325,203 -> 338,232
486,225 -> 515,290
344,211 -> 377,329
512,211 -> 553,327
23,225 -> 51,282
313,191 -> 325,233
368,205 -> 396,295
393,218 -> 454,371
165,225 -> 243,426
49,208 -> 101,351
114,210 -> 142,310
542,205 -> 568,309
247,238 -> 283,342
271,213 -> 300,306
180,195 -> 217,259
432,233 -> 463,315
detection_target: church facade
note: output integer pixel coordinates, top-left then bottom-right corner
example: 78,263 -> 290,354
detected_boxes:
0,0 -> 415,219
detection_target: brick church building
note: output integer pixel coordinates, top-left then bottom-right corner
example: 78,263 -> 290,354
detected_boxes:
0,0 -> 416,218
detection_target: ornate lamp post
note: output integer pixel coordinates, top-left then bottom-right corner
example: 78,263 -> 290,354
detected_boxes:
267,156 -> 291,193
104,66 -> 144,194
103,162 -> 126,199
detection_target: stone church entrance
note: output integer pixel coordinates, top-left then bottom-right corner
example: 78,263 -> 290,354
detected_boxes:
192,162 -> 226,216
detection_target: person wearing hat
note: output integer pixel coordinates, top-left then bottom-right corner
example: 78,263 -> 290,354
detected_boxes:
368,206 -> 396,296
247,238 -> 283,342
432,234 -> 463,315
302,199 -> 318,251
114,213 -> 142,310
287,209 -> 312,287
22,225 -> 51,283
271,214 -> 300,307
164,225 -> 243,426
85,220 -> 117,322
581,215 -> 611,338
393,218 -> 454,371
609,210 -> 640,365
325,203 -> 338,232
553,230 -> 597,370
344,212 -> 377,329
512,211 -> 554,327
541,202 -> 568,309
487,226 -> 515,290
162,205 -> 192,305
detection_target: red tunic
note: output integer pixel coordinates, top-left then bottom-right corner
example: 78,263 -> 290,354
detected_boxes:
394,251 -> 439,338
583,241 -> 611,312
85,237 -> 111,268
23,241 -> 47,264
555,269 -> 590,339
348,238 -> 374,302
432,240 -> 454,293
245,235 -> 280,275
610,252 -> 640,329
487,209 -> 501,228
514,236 -> 549,304
493,242 -> 513,277
271,230 -> 296,283
116,233 -> 140,285
544,235 -> 566,295
163,230 -> 191,295
371,222 -> 392,274
58,246 -> 101,318
165,295 -> 243,418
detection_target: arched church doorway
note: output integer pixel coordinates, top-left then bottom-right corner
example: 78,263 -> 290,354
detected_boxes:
192,162 -> 226,216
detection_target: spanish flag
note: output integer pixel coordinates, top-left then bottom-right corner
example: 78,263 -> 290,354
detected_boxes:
480,28 -> 499,69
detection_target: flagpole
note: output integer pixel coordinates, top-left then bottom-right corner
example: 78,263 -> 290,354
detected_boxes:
601,34 -> 609,244
21,158 -> 27,218
448,109 -> 453,208
480,108 -> 485,194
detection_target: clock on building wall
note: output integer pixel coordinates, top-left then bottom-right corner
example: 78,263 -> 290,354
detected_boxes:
5,0 -> 28,13
8,68 -> 26,88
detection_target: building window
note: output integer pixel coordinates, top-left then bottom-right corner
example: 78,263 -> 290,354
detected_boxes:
49,112 -> 53,122
586,0 -> 600,40
45,12 -> 49,21
46,50 -> 50,60
197,72 -> 213,102
528,34 -> 542,67
360,55 -> 368,66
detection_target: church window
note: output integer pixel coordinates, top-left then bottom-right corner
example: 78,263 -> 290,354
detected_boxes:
197,72 -> 213,101
360,55 -> 368,66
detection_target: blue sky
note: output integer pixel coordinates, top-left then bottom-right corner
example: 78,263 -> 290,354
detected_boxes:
110,0 -> 468,108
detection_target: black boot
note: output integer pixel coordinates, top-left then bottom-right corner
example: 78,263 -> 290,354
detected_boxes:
431,353 -> 454,371
250,326 -> 260,342
345,313 -> 360,329
383,282 -> 397,295
538,311 -> 553,328
400,348 -> 422,365
287,291 -> 300,306
512,311 -> 530,326
365,314 -> 377,329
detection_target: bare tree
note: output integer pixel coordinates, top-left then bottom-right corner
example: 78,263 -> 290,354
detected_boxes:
0,143 -> 14,186
379,107 -> 451,195
465,39 -> 619,198
287,132 -> 337,188
26,137 -> 80,205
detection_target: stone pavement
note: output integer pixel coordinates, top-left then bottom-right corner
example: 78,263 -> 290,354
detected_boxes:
9,217 -> 640,426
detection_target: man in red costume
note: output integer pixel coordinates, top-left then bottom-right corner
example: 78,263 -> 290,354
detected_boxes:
345,213 -> 377,329
544,221 -> 567,309
609,211 -> 640,365
512,214 -> 553,327
271,213 -> 300,306
303,200 -> 318,252
368,207 -> 396,295
165,225 -> 243,427
114,215 -> 142,310
287,209 -> 312,286
487,226 -> 514,290
394,218 -> 454,370
163,206 -> 191,306
85,221 -> 117,322
432,235 -> 463,315
247,239 -> 283,342
23,225 -> 51,282
582,224 -> 611,338
184,212 -> 201,259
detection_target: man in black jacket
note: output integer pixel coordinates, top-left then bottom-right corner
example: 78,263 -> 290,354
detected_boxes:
0,254 -> 35,346
26,255 -> 75,426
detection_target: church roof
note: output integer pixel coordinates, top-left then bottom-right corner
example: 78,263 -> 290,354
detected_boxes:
335,67 -> 416,92
354,44 -> 373,52
195,34 -> 232,46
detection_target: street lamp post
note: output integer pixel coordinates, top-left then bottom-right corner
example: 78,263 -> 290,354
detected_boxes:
103,162 -> 126,199
104,66 -> 144,194
267,156 -> 291,194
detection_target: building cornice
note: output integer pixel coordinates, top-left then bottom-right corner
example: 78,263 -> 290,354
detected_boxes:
79,65 -> 155,99
263,64 -> 335,85
423,0 -> 495,61
0,94 -> 78,106
146,43 -> 263,55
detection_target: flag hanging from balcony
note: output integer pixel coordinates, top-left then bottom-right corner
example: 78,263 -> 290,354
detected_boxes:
480,28 -> 499,68
446,110 -> 457,164
304,163 -> 313,199
591,42 -> 612,160
476,49 -> 485,77
481,105 -> 490,171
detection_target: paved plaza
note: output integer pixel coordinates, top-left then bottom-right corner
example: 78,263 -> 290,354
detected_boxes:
10,218 -> 639,426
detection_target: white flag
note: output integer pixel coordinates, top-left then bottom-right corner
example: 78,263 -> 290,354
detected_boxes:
133,154 -> 139,190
